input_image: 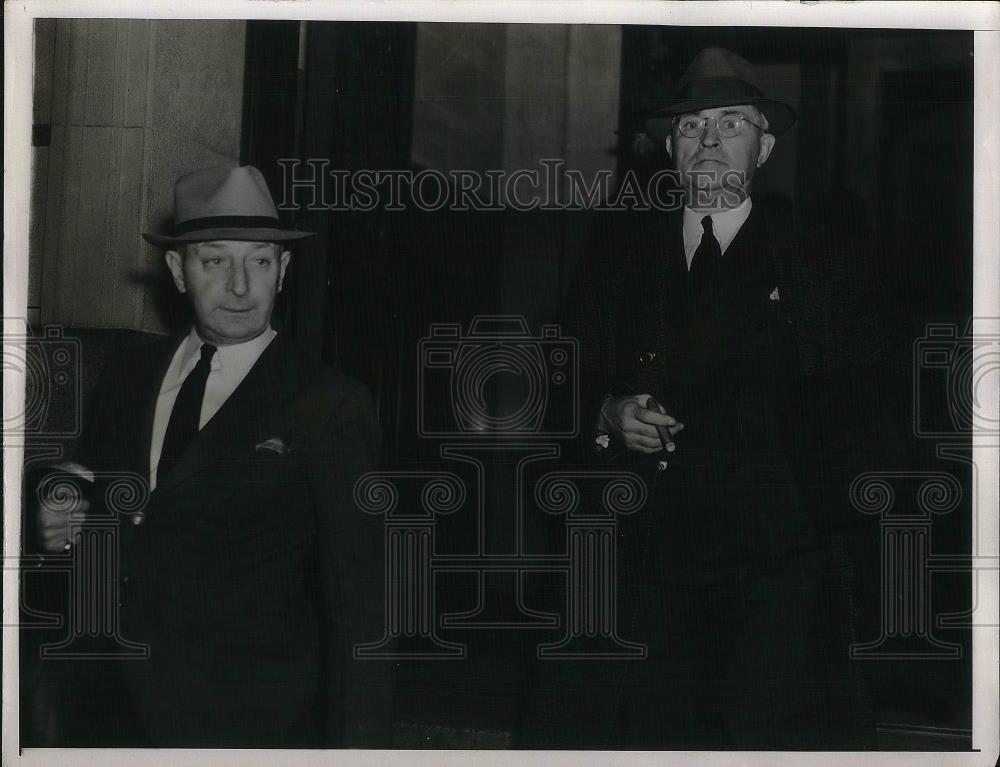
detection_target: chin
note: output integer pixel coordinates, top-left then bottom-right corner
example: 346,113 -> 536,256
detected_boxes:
207,319 -> 268,344
683,168 -> 723,190
685,181 -> 725,208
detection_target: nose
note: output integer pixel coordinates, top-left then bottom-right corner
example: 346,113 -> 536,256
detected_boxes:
700,118 -> 721,148
227,260 -> 249,296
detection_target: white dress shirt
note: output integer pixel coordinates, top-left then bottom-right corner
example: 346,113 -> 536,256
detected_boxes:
682,197 -> 753,269
149,327 -> 277,489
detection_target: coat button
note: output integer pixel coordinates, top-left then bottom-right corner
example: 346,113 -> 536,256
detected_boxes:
639,351 -> 656,364
131,512 -> 145,526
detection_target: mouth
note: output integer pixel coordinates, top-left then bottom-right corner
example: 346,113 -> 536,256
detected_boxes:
220,307 -> 254,314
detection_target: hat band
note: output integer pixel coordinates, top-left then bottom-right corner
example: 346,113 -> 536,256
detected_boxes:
174,215 -> 282,235
675,77 -> 763,103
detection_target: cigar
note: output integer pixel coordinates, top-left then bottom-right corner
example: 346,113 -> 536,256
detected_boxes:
645,396 -> 675,454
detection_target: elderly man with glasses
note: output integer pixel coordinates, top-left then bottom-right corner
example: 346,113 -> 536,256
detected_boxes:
520,47 -> 884,751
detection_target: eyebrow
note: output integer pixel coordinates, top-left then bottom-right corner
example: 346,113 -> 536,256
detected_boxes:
679,110 -> 747,119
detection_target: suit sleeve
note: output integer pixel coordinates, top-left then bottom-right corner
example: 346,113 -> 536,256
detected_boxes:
304,380 -> 395,747
561,215 -> 665,473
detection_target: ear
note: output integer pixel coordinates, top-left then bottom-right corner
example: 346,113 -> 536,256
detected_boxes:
756,132 -> 776,168
277,250 -> 291,292
165,250 -> 186,293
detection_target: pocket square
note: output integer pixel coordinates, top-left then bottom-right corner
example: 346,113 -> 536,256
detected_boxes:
255,437 -> 290,455
769,286 -> 780,301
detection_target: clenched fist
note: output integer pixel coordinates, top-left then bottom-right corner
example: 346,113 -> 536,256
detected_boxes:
36,462 -> 93,553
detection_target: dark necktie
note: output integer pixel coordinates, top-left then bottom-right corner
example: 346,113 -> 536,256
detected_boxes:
158,343 -> 216,480
689,214 -> 722,295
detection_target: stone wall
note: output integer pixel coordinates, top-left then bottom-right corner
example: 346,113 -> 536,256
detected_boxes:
31,19 -> 246,333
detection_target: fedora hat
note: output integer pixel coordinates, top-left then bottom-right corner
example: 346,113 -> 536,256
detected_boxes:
645,47 -> 796,142
142,165 -> 314,247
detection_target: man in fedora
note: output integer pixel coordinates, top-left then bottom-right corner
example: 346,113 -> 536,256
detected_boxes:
36,165 -> 393,747
520,48 -> 884,749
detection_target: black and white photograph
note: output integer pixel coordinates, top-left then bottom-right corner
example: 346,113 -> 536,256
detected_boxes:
3,1 -> 998,763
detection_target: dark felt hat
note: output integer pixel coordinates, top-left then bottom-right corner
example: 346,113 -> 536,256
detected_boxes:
645,47 -> 796,142
142,165 -> 314,247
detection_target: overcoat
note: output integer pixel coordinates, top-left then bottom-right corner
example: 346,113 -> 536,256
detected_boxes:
519,202 -> 886,749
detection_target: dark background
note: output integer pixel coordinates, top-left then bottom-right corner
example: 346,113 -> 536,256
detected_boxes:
243,23 -> 973,459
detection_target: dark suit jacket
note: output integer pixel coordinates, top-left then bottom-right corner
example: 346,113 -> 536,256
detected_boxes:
81,331 -> 393,747
519,202 -> 890,748
562,201 -> 892,541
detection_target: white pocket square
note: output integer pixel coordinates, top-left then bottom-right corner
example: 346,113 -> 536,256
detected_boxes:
769,286 -> 780,301
255,437 -> 290,455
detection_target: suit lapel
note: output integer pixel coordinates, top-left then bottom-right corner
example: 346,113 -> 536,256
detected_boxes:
622,211 -> 685,392
131,336 -> 186,479
673,208 -> 770,390
152,333 -> 294,495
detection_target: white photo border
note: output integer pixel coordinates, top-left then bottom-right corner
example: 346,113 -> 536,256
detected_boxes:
4,2 -> 998,766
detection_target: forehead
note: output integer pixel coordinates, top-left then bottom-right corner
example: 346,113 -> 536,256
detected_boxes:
676,105 -> 758,120
188,240 -> 278,256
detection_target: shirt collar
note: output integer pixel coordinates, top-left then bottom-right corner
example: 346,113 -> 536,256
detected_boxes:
682,196 -> 753,268
174,325 -> 277,381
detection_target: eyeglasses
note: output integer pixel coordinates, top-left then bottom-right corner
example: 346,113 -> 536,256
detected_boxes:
675,113 -> 765,139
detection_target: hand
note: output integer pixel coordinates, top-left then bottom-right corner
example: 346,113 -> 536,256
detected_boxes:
37,462 -> 93,553
600,393 -> 684,455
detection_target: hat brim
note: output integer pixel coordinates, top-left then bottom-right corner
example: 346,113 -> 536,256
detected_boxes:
142,227 -> 315,247
645,98 -> 796,142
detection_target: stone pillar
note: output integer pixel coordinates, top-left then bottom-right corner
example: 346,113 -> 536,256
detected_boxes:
33,19 -> 246,333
